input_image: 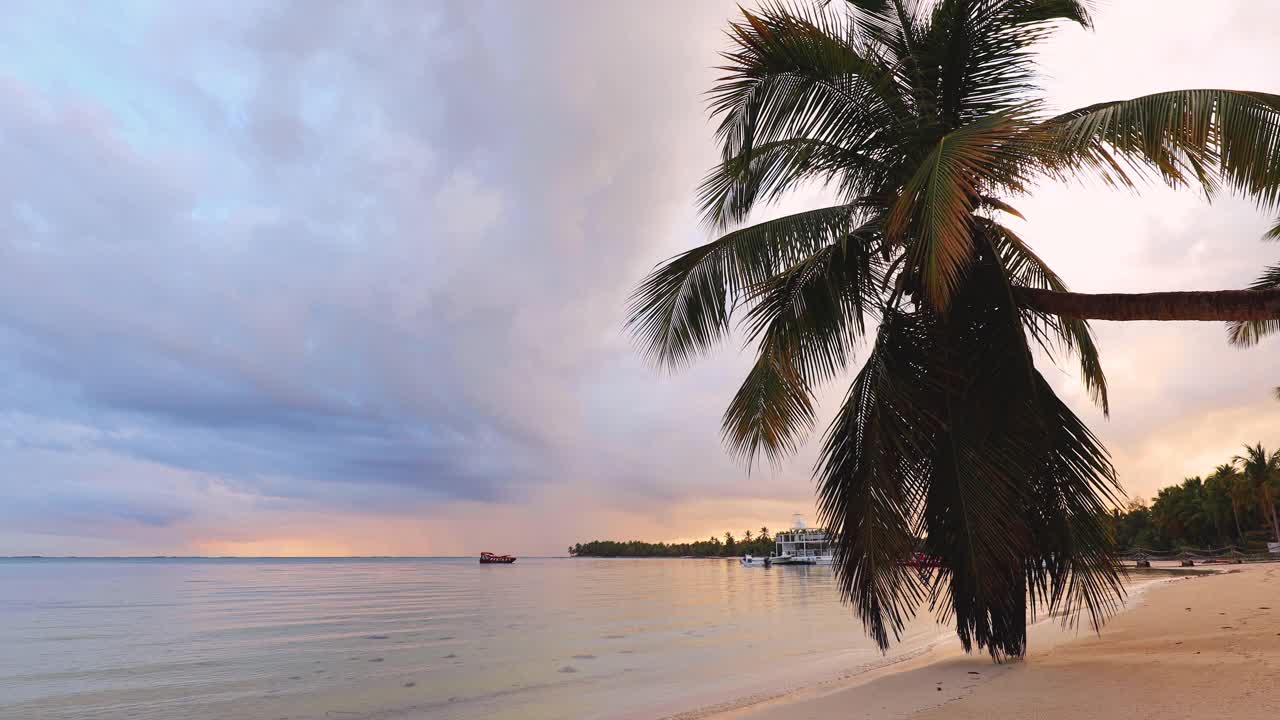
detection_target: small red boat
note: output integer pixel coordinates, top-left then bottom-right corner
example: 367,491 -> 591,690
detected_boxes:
479,552 -> 516,564
899,552 -> 943,569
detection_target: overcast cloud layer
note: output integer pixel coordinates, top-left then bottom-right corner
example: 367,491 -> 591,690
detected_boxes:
1,1 -> 1278,556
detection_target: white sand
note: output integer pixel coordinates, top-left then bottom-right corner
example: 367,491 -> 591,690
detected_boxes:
706,565 -> 1280,720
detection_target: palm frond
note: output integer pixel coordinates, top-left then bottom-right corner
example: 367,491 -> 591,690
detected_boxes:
1228,263 -> 1280,347
888,107 -> 1043,308
725,222 -> 885,464
981,218 -> 1109,413
820,256 -> 1122,659
978,194 -> 1025,219
1264,217 -> 1280,240
1020,372 -> 1124,634
1044,90 -> 1280,206
925,0 -> 1092,127
698,139 -> 877,228
723,346 -> 817,466
707,3 -> 910,226
816,312 -> 931,650
627,204 -> 866,368
742,221 -> 884,379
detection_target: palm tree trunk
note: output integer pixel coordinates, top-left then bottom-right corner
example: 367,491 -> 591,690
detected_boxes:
1259,487 -> 1280,545
1267,486 -> 1280,545
1014,288 -> 1280,321
1231,500 -> 1244,544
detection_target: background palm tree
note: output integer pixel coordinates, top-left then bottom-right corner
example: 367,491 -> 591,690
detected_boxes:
1208,463 -> 1247,543
1234,444 -> 1280,545
629,0 -> 1280,659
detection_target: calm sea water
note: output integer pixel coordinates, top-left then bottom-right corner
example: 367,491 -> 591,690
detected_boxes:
0,558 -> 952,720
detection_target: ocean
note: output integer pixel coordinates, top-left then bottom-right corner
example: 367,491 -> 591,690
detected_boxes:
0,557 -> 954,720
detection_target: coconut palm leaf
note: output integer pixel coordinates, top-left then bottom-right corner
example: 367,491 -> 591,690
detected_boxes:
698,139 -> 879,227
887,107 -> 1046,308
1265,216 -> 1280,240
628,203 -> 869,368
980,218 -> 1109,413
819,255 -> 1121,658
1227,263 -> 1280,346
723,347 -> 819,465
816,311 -> 932,650
921,0 -> 1093,126
741,221 -> 884,378
726,222 -> 885,463
1043,90 -> 1280,205
707,3 -> 910,227
1018,372 -> 1123,632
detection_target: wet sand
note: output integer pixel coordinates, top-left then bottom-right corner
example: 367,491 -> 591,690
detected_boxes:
709,564 -> 1280,720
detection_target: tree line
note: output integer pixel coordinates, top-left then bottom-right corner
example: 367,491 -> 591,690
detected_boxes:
571,443 -> 1280,558
569,527 -> 779,557
1112,444 -> 1280,551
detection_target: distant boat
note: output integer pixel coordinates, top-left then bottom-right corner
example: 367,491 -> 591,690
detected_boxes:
898,552 -> 943,569
741,515 -> 833,567
772,515 -> 833,565
479,552 -> 516,564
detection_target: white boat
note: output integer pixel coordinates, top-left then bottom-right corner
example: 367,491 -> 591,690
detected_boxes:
742,515 -> 833,567
772,515 -> 834,565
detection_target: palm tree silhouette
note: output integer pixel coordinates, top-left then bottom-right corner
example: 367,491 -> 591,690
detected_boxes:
1234,444 -> 1280,545
629,1 -> 1280,658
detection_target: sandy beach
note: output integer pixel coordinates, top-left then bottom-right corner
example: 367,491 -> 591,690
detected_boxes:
712,564 -> 1280,720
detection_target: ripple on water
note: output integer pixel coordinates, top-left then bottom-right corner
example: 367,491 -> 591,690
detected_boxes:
0,557 -> 951,720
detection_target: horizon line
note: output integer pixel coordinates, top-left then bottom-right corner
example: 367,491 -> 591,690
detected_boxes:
0,554 -> 573,560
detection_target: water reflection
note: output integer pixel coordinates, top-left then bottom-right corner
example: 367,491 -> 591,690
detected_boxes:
0,558 -> 950,720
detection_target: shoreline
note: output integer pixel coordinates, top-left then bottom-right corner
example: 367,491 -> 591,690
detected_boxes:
684,565 -> 1228,720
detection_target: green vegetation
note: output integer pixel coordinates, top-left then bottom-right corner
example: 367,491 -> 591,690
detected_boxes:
569,529 -> 777,558
1114,444 -> 1280,550
628,0 -> 1280,660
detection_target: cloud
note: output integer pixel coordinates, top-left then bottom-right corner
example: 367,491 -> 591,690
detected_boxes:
0,0 -> 790,554
0,1 -> 1277,555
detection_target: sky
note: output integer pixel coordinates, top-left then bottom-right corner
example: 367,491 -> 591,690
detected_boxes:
1,1 -> 1278,557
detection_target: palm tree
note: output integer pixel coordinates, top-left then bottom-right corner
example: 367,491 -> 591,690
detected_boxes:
760,526 -> 770,541
629,1 -> 1280,659
1234,444 -> 1280,545
1208,463 -> 1247,544
744,529 -> 754,542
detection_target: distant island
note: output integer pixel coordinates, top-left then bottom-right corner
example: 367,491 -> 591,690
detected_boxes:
570,529 -> 776,558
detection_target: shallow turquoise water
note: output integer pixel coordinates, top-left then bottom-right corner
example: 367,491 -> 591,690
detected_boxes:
0,557 -> 949,720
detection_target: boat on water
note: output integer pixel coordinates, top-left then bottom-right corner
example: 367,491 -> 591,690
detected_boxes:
743,518 -> 943,569
741,515 -> 834,566
773,515 -> 833,565
479,552 -> 516,564
898,552 -> 943,569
